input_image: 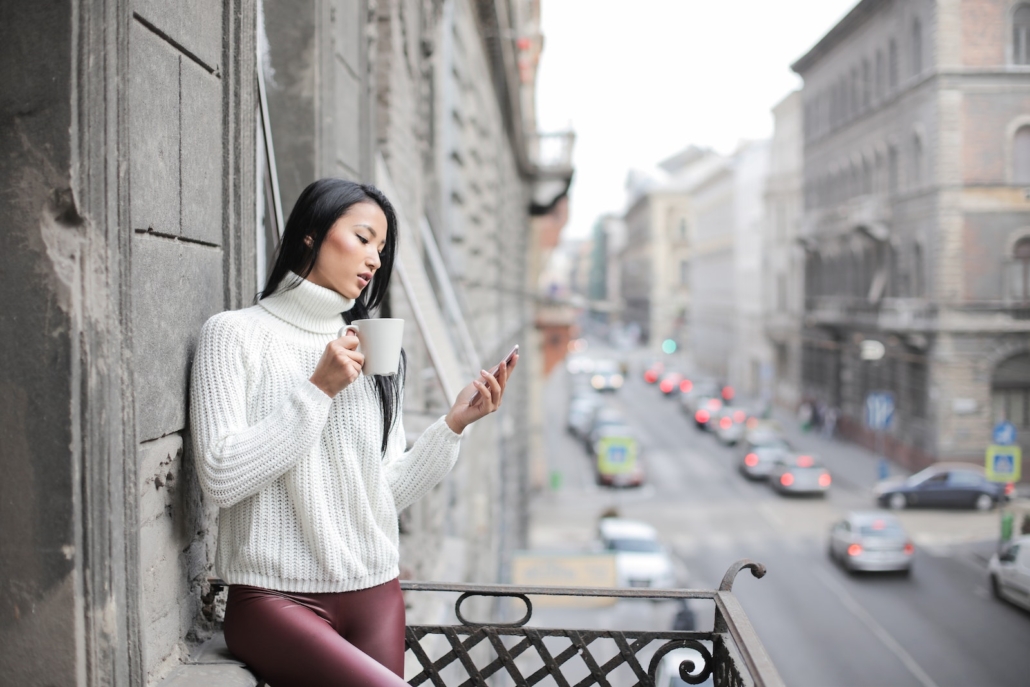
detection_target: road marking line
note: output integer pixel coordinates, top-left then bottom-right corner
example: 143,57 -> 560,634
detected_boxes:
813,567 -> 940,687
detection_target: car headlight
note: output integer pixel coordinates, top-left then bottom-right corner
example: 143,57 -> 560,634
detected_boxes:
611,374 -> 623,388
591,375 -> 604,389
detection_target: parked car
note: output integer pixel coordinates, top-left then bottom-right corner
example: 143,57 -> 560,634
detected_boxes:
566,395 -> 601,439
828,511 -> 914,574
597,518 -> 676,588
654,647 -> 713,687
685,396 -> 723,430
658,372 -> 684,396
769,453 -> 831,496
588,359 -> 624,392
643,361 -> 664,384
874,463 -> 1011,511
714,405 -> 761,445
585,407 -> 629,451
738,440 -> 792,480
989,536 -> 1030,611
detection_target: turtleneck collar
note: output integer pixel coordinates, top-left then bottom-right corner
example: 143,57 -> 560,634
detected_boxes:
259,272 -> 356,334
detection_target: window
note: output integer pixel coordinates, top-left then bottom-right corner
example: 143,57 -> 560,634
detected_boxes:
679,259 -> 689,287
876,50 -> 885,99
1009,237 -> 1030,301
889,39 -> 899,90
912,133 -> 924,188
1015,5 -> 1030,65
907,360 -> 927,418
912,18 -> 923,76
913,242 -> 925,297
862,59 -> 871,109
1014,126 -> 1030,183
992,353 -> 1030,430
888,146 -> 899,195
678,218 -> 688,242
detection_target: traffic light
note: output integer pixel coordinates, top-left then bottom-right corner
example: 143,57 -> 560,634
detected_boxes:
662,339 -> 677,354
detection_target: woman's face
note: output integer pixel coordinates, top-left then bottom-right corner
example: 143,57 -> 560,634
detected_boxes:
306,201 -> 389,300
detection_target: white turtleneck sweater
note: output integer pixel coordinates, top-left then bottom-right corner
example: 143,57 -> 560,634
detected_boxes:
189,273 -> 462,593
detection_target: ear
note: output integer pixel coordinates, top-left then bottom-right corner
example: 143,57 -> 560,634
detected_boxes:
303,235 -> 314,248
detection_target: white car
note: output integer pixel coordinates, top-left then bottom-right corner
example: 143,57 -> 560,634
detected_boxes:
654,647 -> 713,686
989,535 -> 1030,611
597,518 -> 676,589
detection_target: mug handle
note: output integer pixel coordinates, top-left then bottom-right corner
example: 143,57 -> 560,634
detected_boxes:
338,324 -> 359,339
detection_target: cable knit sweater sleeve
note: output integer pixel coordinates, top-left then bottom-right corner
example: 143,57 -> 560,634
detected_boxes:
190,313 -> 334,508
384,412 -> 462,512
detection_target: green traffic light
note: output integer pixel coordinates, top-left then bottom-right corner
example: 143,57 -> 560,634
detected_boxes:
662,339 -> 677,354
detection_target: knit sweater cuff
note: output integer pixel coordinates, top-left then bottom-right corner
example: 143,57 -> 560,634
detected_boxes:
300,378 -> 337,404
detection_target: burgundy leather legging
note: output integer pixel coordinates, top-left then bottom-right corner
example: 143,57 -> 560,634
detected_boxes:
224,579 -> 409,687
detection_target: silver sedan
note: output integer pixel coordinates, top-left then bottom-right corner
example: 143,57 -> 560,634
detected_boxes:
828,511 -> 915,574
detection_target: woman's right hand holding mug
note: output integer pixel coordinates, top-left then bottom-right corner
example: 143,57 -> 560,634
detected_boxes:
310,333 -> 364,397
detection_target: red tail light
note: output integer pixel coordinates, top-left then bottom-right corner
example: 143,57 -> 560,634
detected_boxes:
679,379 -> 693,393
746,418 -> 758,429
1005,483 -> 1015,496
847,544 -> 863,556
780,473 -> 795,487
733,410 -> 746,423
797,455 -> 814,468
660,380 -> 674,393
903,542 -> 915,555
695,410 -> 710,424
719,416 -> 733,430
721,385 -> 735,401
644,370 -> 658,383
706,398 -> 723,410
818,473 -> 832,488
745,453 -> 759,467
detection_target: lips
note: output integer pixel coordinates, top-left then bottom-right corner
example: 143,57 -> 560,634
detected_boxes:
357,273 -> 372,287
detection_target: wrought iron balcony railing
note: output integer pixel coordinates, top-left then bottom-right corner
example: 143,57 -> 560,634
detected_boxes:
399,559 -> 784,687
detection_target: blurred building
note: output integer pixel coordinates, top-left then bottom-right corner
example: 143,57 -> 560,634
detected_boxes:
690,142 -> 770,395
0,1 -> 572,684
620,147 -> 720,347
587,213 -> 627,322
793,0 -> 1030,469
763,91 -> 806,409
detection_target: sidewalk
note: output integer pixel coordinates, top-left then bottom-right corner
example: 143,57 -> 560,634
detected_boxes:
769,406 -> 907,494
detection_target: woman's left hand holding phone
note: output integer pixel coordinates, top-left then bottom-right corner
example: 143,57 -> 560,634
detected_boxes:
445,353 -> 518,434
309,332 -> 365,398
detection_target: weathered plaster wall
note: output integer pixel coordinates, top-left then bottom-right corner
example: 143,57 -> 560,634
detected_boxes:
0,2 -> 81,684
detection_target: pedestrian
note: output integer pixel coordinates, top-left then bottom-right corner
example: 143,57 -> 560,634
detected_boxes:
189,178 -> 517,686
822,406 -> 838,440
798,400 -> 813,432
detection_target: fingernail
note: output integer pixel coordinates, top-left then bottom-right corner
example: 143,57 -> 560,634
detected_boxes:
481,370 -> 489,376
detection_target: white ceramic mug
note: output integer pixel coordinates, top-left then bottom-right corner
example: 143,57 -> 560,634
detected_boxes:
338,318 -> 404,376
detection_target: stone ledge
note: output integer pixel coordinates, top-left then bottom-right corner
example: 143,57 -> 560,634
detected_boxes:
157,634 -> 261,687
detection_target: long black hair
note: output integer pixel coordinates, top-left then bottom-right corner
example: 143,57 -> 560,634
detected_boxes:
261,178 -> 404,454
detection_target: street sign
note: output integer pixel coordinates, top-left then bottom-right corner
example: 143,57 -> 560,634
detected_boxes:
865,392 -> 894,430
993,421 -> 1018,446
597,436 -> 637,476
986,444 -> 1022,483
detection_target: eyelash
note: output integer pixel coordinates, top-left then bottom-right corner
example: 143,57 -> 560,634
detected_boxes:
357,235 -> 385,255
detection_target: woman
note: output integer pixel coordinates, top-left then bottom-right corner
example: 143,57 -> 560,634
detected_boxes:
189,178 -> 515,686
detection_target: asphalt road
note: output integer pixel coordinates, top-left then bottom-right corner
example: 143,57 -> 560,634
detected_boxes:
530,355 -> 1030,687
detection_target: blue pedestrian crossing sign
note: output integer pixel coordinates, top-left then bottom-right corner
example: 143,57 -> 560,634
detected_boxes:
993,421 -> 1017,446
986,444 -> 1022,483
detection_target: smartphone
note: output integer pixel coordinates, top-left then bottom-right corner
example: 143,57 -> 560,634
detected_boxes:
469,344 -> 519,403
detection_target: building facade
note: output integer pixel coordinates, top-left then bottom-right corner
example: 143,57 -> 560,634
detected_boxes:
0,1 -> 571,684
619,148 -> 719,349
763,91 -> 806,409
793,0 -> 1030,468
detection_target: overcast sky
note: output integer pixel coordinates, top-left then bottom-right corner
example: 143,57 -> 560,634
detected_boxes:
536,0 -> 859,239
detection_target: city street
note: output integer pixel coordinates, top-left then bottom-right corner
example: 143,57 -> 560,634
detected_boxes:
529,352 -> 1030,687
